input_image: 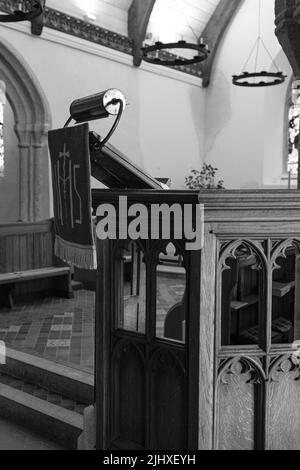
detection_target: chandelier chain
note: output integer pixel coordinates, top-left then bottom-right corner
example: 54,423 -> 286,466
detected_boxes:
240,0 -> 281,75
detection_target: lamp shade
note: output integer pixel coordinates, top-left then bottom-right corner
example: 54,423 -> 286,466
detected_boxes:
70,89 -> 126,123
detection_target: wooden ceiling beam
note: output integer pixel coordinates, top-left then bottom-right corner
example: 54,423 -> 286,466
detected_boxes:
128,0 -> 156,66
31,0 -> 45,36
275,0 -> 300,79
200,0 -> 245,87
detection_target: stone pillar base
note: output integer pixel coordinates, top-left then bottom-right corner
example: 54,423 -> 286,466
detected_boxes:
77,405 -> 96,450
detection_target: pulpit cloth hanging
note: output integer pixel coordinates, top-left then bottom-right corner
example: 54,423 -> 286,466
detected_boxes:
48,123 -> 97,269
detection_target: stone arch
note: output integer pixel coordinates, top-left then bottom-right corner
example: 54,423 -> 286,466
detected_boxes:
262,49 -> 292,186
0,36 -> 51,222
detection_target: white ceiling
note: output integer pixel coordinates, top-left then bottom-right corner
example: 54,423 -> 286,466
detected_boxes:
47,0 -> 221,41
147,0 -> 220,44
47,0 -> 132,36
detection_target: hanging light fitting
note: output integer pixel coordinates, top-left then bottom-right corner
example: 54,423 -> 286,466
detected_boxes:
141,0 -> 209,67
232,0 -> 286,87
142,39 -> 209,67
0,1 -> 43,23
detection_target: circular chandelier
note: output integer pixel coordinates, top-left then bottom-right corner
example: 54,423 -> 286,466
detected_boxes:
232,0 -> 286,88
233,71 -> 286,88
142,40 -> 210,67
0,1 -> 43,23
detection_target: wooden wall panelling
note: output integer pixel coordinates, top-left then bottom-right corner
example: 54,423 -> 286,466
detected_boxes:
0,220 -> 58,301
111,340 -> 145,448
149,348 -> 186,450
201,190 -> 300,451
0,220 -> 54,271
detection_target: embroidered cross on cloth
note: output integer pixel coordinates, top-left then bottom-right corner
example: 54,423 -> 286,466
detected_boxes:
48,123 -> 97,269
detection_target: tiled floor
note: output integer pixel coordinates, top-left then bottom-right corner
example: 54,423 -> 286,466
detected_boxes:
0,274 -> 186,372
0,290 -> 95,372
0,417 -> 64,450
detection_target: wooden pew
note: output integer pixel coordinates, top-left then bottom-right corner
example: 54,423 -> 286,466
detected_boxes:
0,267 -> 72,308
0,220 -> 73,307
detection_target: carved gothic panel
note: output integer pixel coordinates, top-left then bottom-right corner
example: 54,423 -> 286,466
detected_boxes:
268,355 -> 300,450
219,241 -> 265,347
271,240 -> 300,344
216,358 -> 264,450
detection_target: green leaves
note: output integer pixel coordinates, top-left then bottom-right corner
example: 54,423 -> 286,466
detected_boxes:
185,164 -> 225,190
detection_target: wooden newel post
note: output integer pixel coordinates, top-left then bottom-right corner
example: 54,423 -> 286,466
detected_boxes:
275,0 -> 300,188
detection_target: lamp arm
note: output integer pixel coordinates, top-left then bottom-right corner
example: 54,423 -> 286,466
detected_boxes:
64,116 -> 74,128
100,99 -> 124,148
63,98 -> 124,147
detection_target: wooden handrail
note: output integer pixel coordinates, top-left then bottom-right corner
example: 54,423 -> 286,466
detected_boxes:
0,219 -> 53,236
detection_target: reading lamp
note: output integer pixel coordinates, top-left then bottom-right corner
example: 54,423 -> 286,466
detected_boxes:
64,89 -> 126,148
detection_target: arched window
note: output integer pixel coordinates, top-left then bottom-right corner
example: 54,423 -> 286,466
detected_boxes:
0,81 -> 5,178
287,81 -> 300,176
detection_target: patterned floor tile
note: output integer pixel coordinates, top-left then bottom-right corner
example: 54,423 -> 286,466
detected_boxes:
46,339 -> 71,348
50,325 -> 72,332
0,290 -> 94,371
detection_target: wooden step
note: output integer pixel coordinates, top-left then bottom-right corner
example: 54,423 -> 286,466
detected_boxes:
0,348 -> 92,449
0,348 -> 94,404
0,383 -> 83,449
0,351 -> 89,449
0,371 -> 86,414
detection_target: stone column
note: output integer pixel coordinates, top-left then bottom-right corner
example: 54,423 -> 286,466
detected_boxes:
15,124 -> 31,222
32,123 -> 49,222
15,123 -> 49,222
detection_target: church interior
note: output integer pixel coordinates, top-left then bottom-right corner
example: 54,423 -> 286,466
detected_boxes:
0,0 -> 300,451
